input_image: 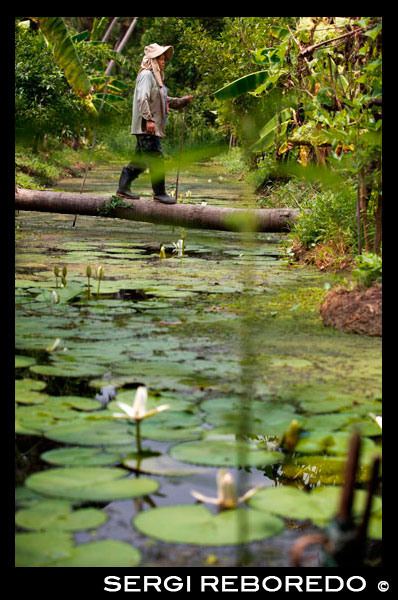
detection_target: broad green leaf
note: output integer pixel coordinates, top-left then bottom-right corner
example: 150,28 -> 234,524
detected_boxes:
133,504 -> 284,545
41,446 -> 121,467
15,500 -> 107,531
47,539 -> 141,567
44,419 -> 135,446
169,439 -> 283,467
365,24 -> 382,41
248,485 -> 381,527
250,109 -> 292,151
15,355 -> 36,368
214,71 -> 269,101
123,453 -> 209,476
37,17 -> 97,116
26,467 -> 159,501
15,531 -> 73,567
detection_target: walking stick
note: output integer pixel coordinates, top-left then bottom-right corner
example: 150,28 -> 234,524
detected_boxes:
174,106 -> 187,201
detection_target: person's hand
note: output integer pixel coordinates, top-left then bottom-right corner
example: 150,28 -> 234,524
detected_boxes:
184,95 -> 194,103
146,120 -> 156,135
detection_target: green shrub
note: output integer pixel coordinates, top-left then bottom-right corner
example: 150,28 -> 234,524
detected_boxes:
351,253 -> 382,287
289,182 -> 358,250
216,148 -> 248,174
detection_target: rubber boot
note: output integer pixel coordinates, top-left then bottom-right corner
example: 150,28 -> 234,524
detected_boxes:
152,179 -> 177,205
116,166 -> 141,200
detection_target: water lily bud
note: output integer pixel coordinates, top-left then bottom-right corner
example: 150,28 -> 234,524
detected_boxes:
61,275 -> 66,287
283,419 -> 301,452
217,469 -> 238,508
159,245 -> 166,259
97,265 -> 104,280
186,190 -> 192,198
46,337 -> 61,352
51,291 -> 60,304
62,266 -> 67,277
369,413 -> 382,430
132,386 -> 148,419
170,189 -> 175,198
86,265 -> 92,278
53,266 -> 59,276
179,194 -> 184,203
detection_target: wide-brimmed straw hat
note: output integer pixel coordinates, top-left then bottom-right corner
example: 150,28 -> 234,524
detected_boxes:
144,43 -> 174,61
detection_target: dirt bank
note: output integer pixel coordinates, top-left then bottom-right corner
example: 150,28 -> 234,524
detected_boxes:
320,283 -> 382,337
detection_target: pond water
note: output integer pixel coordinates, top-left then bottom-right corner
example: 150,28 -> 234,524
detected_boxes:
15,157 -> 382,567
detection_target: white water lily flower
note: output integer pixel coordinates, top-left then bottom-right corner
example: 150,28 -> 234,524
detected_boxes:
201,201 -> 207,206
172,239 -> 184,258
186,190 -> 192,198
113,385 -> 170,421
191,468 -> 263,509
369,413 -> 382,430
51,291 -> 60,304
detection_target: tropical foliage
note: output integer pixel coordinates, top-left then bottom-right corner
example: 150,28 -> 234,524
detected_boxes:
15,17 -> 382,257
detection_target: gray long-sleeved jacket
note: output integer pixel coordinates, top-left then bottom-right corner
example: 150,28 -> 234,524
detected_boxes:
131,70 -> 189,138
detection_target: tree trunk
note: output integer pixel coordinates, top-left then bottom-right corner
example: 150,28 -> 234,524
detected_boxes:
105,17 -> 138,76
359,169 -> 371,252
373,191 -> 382,254
15,189 -> 300,233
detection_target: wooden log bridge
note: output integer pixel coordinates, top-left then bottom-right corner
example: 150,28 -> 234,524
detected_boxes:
15,189 -> 301,233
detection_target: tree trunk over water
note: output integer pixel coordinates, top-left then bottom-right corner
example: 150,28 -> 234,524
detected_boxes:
15,189 -> 301,233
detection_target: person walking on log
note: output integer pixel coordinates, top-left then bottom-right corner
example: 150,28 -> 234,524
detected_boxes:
116,44 -> 193,204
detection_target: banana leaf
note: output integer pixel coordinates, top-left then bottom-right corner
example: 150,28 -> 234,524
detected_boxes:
214,70 -> 269,101
37,17 -> 98,116
250,108 -> 293,151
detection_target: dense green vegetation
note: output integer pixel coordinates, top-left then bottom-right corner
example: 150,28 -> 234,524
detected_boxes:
15,17 -> 382,265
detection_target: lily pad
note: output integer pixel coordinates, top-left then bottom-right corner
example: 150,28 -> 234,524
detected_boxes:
294,431 -> 377,456
282,455 -> 375,485
48,395 -> 103,411
41,446 -> 121,467
15,379 -> 48,405
15,355 -> 36,368
140,423 -> 204,442
133,504 -> 284,545
202,400 -> 298,436
15,533 -> 141,567
26,467 -> 159,501
15,500 -> 107,531
15,531 -> 73,567
30,362 -> 108,378
44,419 -> 135,446
169,439 -> 283,467
15,378 -> 47,393
123,454 -> 209,476
15,486 -> 45,507
248,485 -> 382,527
46,539 -> 142,567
